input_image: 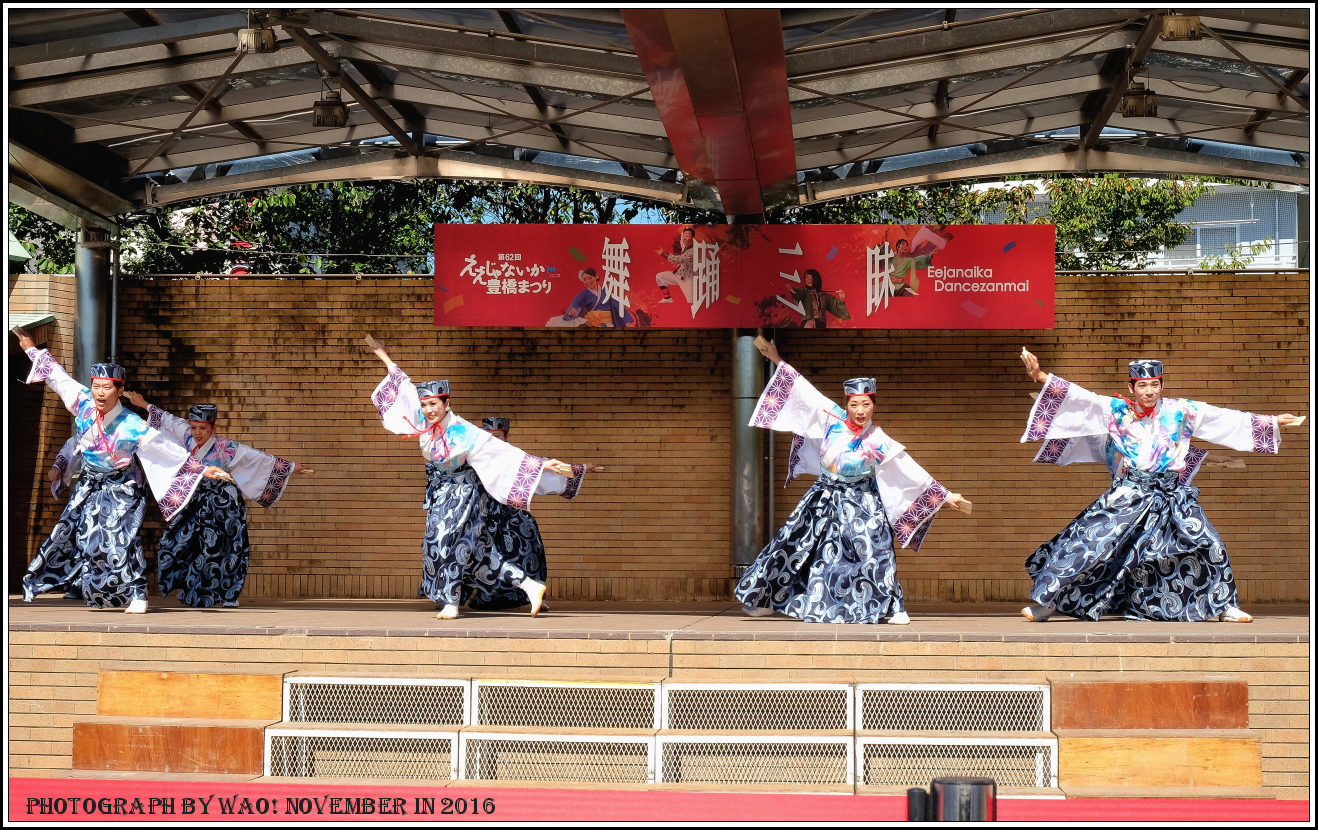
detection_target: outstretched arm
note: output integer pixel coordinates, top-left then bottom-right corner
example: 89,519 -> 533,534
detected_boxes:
753,335 -> 782,366
1020,347 -> 1047,383
124,390 -> 150,409
1277,414 -> 1305,427
365,334 -> 395,370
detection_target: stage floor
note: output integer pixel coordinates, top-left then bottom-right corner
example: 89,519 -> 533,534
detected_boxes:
7,596 -> 1311,643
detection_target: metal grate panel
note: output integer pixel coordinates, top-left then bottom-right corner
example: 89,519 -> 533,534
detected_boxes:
283,677 -> 468,725
266,729 -> 457,779
859,738 -> 1057,789
858,684 -> 1049,732
459,733 -> 654,783
658,736 -> 854,785
662,683 -> 853,730
474,680 -> 658,730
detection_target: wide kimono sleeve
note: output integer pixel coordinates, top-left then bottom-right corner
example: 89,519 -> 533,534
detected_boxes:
25,347 -> 87,412
371,363 -> 424,435
536,464 -> 587,500
875,448 -> 951,554
1021,373 -> 1114,443
139,429 -> 207,523
51,436 -> 80,499
462,421 -> 551,510
226,441 -> 296,508
1189,401 -> 1280,454
749,361 -> 837,440
145,404 -> 192,445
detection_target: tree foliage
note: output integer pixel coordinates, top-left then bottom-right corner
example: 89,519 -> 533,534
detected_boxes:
11,175 -> 1224,275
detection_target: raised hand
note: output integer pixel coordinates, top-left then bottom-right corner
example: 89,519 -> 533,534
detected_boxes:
1020,347 -> 1046,383
753,335 -> 782,366
124,390 -> 149,409
11,326 -> 35,351
945,493 -> 973,515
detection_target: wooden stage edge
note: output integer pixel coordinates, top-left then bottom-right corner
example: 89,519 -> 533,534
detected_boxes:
8,598 -> 1311,800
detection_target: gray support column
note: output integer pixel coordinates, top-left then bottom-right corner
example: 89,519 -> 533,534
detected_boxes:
1296,188 -> 1309,269
74,224 -> 114,382
731,330 -> 769,578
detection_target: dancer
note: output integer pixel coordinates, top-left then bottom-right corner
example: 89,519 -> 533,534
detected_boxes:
365,334 -> 580,619
464,417 -> 597,611
122,392 -> 309,607
790,268 -> 850,329
654,225 -> 695,306
548,267 -> 636,328
736,337 -> 972,624
1019,348 -> 1303,623
13,327 -> 207,612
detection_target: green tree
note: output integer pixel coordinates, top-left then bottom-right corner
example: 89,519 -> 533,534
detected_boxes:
8,205 -> 76,273
1041,175 -> 1208,270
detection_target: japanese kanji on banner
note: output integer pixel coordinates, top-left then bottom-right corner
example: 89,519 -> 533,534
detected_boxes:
434,224 -> 1055,329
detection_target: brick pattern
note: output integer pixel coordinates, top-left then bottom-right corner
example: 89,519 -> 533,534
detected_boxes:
9,270 -> 1309,603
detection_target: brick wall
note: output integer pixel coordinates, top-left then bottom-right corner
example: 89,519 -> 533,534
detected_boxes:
10,270 -> 1309,603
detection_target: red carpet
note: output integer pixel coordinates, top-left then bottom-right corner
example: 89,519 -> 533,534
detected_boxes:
8,778 -> 1311,823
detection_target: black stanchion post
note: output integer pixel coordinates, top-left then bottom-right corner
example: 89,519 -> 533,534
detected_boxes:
906,787 -> 931,821
930,777 -> 997,821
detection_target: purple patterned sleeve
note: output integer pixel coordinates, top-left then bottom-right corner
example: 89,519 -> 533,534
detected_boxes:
785,433 -> 805,487
372,365 -> 407,417
157,456 -> 207,523
1035,438 -> 1071,464
25,347 -> 56,384
1023,374 -> 1072,442
750,362 -> 801,429
892,480 -> 951,550
561,463 -> 586,501
257,458 -> 296,508
1179,445 -> 1208,485
1250,414 -> 1280,454
505,454 -> 547,511
146,404 -> 164,430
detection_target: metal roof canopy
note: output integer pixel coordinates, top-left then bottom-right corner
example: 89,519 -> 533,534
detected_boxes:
6,7 -> 1311,228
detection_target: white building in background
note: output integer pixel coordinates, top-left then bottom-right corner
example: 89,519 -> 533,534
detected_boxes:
980,182 -> 1306,270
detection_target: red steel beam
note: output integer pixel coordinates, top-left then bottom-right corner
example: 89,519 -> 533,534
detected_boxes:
623,9 -> 797,217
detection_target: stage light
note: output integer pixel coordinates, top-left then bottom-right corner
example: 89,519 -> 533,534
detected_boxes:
312,89 -> 348,128
1160,15 -> 1202,41
1121,82 -> 1157,118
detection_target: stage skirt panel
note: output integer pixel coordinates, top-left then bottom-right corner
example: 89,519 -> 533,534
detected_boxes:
23,466 -> 148,608
735,473 -> 904,624
157,478 -> 250,607
464,501 -> 545,610
1025,469 -> 1238,621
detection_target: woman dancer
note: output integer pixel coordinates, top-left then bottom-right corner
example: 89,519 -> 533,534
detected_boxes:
1019,348 -> 1303,622
123,392 -> 309,607
14,326 -> 206,612
365,334 -> 580,619
736,337 -> 972,624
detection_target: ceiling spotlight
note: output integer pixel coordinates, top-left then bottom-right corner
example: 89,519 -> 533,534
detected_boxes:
313,89 -> 348,128
1121,82 -> 1157,118
1160,15 -> 1202,42
236,27 -> 277,54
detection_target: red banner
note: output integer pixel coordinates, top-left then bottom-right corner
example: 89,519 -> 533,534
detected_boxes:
434,224 -> 1054,329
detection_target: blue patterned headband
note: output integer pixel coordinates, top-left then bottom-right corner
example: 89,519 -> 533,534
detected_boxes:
417,379 -> 450,399
188,404 -> 218,422
1128,360 -> 1163,380
90,361 -> 126,382
481,417 -> 510,432
843,377 -> 877,397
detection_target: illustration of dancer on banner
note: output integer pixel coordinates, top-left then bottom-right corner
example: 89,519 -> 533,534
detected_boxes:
13,327 -> 206,613
869,226 -> 953,310
1018,348 -> 1304,623
736,336 -> 973,624
788,268 -> 851,328
366,334 -> 593,620
547,266 -> 645,328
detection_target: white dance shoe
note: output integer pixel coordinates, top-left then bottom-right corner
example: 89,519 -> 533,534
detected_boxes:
887,611 -> 910,625
1220,606 -> 1253,623
1021,604 -> 1053,622
741,604 -> 774,617
435,604 -> 459,620
125,599 -> 148,614
521,579 -> 547,617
